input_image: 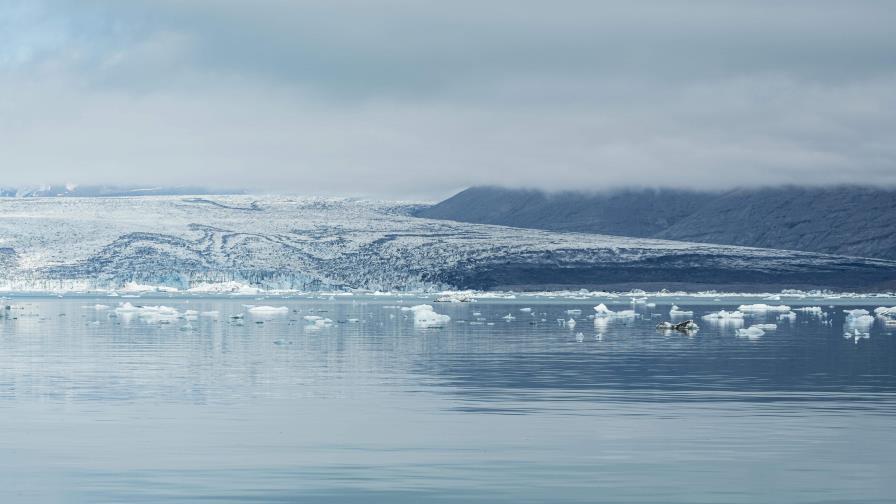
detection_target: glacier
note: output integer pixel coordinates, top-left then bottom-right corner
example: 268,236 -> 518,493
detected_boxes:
1,195 -> 896,293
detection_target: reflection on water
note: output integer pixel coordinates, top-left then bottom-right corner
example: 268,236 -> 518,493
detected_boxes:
0,296 -> 894,503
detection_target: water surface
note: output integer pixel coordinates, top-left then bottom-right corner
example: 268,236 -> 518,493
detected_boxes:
1,295 -> 894,503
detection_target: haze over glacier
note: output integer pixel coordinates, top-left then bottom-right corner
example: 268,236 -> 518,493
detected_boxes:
2,195 -> 896,293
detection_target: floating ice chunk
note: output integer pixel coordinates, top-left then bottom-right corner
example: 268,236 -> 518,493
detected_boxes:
702,310 -> 745,320
410,305 -> 450,327
657,320 -> 699,333
736,326 -> 765,339
114,302 -> 139,313
305,317 -> 334,330
873,306 -> 896,316
847,314 -> 875,326
764,295 -> 781,301
200,310 -> 220,318
796,306 -> 823,314
631,297 -> 647,304
575,332 -> 584,342
593,304 -> 614,316
843,309 -> 870,317
94,304 -> 110,310
566,318 -> 576,329
752,323 -> 777,330
519,307 -> 532,312
777,312 -> 796,322
566,309 -> 582,315
669,305 -> 693,316
611,310 -> 636,319
434,293 -> 474,303
646,302 -> 656,308
248,305 -> 289,315
738,304 -> 791,312
502,313 -> 516,321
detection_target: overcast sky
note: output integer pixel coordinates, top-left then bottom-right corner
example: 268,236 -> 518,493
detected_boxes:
1,1 -> 894,199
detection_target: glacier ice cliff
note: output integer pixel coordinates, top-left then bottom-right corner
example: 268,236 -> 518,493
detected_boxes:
1,196 -> 896,292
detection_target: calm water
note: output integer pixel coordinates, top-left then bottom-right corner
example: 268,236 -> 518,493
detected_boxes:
1,295 -> 894,503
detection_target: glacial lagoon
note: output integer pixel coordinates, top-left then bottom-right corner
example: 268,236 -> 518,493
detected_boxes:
0,294 -> 894,503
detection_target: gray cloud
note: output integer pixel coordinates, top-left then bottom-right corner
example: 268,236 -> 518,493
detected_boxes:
1,0 -> 894,199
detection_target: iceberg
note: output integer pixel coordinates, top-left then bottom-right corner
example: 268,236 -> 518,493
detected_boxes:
247,305 -> 289,315
738,304 -> 792,313
702,310 -> 744,320
408,304 -> 451,328
593,304 -> 614,316
736,326 -> 765,339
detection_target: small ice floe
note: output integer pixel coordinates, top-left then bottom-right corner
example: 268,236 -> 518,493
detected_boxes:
631,297 -> 647,304
796,306 -> 824,315
645,302 -> 656,308
844,309 -> 875,330
656,320 -> 699,334
305,317 -> 334,330
738,304 -> 792,313
566,309 -> 582,315
94,304 -> 110,311
593,303 -> 614,316
702,310 -> 744,320
843,328 -> 870,344
612,310 -> 637,319
566,318 -> 577,329
201,310 -> 220,318
736,326 -> 765,339
519,307 -> 532,313
777,312 -> 797,322
114,302 -> 180,323
502,313 -> 516,321
752,323 -> 777,330
873,306 -> 896,316
669,305 -> 693,317
764,295 -> 782,301
407,305 -> 451,328
247,305 -> 289,315
575,332 -> 585,342
179,323 -> 195,332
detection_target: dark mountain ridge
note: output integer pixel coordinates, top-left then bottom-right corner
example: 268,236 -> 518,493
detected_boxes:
417,185 -> 896,260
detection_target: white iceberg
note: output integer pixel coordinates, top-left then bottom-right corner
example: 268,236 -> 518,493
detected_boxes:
409,304 -> 451,328
247,305 -> 289,315
736,326 -> 765,339
738,304 -> 792,313
593,304 -> 614,316
702,310 -> 744,320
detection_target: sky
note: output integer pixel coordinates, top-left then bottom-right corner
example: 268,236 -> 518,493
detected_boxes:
1,0 -> 894,200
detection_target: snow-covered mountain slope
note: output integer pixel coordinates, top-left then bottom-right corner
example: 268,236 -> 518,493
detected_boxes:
1,196 -> 895,292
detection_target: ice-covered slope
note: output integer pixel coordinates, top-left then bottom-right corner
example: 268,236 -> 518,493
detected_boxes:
1,196 -> 895,292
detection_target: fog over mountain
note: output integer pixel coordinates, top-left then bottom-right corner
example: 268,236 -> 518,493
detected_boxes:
418,186 -> 896,260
